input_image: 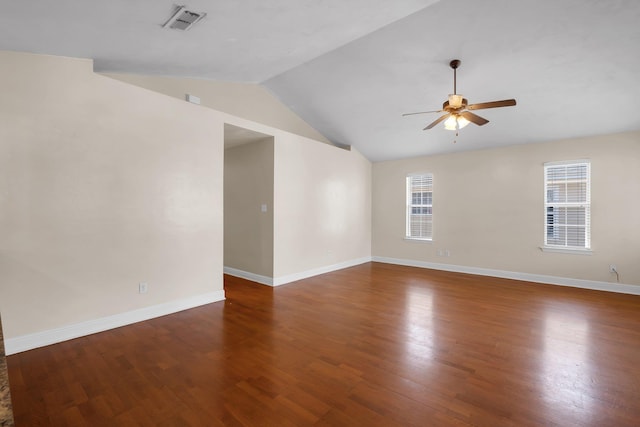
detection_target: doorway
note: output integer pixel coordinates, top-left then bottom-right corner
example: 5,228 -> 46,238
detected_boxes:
223,124 -> 275,284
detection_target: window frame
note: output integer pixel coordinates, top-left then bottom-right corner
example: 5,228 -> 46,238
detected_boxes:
405,173 -> 433,241
542,160 -> 592,254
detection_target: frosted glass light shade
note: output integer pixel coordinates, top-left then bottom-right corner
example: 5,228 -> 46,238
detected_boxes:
444,115 -> 458,130
444,114 -> 471,130
457,116 -> 470,129
448,94 -> 464,108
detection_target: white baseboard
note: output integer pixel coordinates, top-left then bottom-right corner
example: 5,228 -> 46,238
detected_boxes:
224,257 -> 372,287
223,266 -> 273,286
10,258 -> 633,355
4,290 -> 226,355
372,256 -> 640,295
273,257 -> 372,286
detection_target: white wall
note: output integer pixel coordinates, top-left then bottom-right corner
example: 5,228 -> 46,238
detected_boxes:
0,50 -> 373,351
4,48 -> 633,353
0,51 -> 225,343
221,119 -> 372,285
103,73 -> 332,146
219,116 -> 373,285
372,131 -> 640,287
224,137 -> 275,277
274,136 -> 372,282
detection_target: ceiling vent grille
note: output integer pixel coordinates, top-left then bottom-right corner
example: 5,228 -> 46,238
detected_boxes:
163,6 -> 206,31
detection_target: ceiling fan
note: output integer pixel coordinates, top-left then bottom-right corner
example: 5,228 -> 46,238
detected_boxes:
403,59 -> 516,133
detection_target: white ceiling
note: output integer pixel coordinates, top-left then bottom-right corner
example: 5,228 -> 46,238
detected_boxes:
2,0 -> 639,161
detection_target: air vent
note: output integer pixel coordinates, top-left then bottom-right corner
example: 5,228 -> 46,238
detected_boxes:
163,5 -> 206,31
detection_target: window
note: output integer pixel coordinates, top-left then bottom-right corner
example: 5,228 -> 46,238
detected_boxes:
544,161 -> 590,251
406,174 -> 433,240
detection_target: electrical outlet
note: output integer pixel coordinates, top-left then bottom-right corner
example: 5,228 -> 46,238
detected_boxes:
609,264 -> 617,273
445,249 -> 451,257
139,282 -> 148,294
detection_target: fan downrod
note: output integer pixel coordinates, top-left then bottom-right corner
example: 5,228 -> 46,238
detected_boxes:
450,59 -> 461,94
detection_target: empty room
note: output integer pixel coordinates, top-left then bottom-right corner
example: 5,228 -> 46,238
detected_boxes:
1,1 -> 639,426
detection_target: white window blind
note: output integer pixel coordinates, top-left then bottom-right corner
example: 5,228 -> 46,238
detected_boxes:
406,174 -> 433,240
544,161 -> 590,250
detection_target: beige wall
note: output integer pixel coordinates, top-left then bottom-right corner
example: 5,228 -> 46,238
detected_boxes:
5,48 -> 634,347
221,117 -> 373,283
103,73 -> 332,146
224,137 -> 275,277
0,51 -> 225,338
0,50 -> 373,343
274,136 -> 372,279
373,131 -> 640,286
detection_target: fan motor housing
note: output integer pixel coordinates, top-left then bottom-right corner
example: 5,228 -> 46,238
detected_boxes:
443,98 -> 468,112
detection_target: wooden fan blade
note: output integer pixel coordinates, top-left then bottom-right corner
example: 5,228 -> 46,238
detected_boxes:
424,114 -> 450,130
461,111 -> 489,126
467,99 -> 516,110
402,110 -> 443,116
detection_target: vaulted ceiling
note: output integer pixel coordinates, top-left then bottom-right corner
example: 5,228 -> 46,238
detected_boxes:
2,0 -> 639,161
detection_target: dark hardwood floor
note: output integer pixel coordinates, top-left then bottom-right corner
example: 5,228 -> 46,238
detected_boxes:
7,262 -> 640,426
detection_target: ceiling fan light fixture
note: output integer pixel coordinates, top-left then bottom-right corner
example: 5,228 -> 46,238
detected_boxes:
444,115 -> 457,130
402,59 -> 516,135
444,114 -> 470,131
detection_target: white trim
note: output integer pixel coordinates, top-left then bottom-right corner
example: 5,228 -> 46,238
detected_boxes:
406,173 -> 433,240
543,160 -> 591,249
404,237 -> 433,243
224,257 -> 373,287
4,290 -> 225,355
544,159 -> 591,166
273,257 -> 372,286
540,246 -> 593,255
372,256 -> 640,296
223,266 -> 274,286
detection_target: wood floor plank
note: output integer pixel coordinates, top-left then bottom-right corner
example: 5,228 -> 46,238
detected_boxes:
7,262 -> 640,426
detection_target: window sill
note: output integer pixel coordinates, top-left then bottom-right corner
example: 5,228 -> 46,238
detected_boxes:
540,246 -> 592,255
404,237 -> 432,243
